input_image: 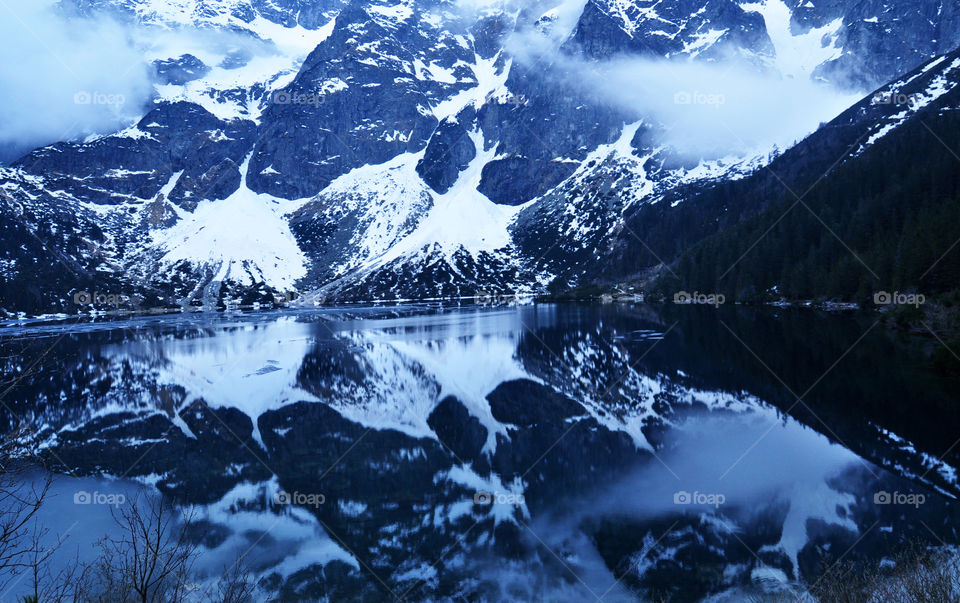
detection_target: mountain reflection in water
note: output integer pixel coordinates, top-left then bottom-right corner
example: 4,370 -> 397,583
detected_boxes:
0,304 -> 957,601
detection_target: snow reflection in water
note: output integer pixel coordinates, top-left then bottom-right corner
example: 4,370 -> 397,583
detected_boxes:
0,304 -> 956,601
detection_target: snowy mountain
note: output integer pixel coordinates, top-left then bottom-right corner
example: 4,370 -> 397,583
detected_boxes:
2,0 -> 960,312
613,41 -> 960,300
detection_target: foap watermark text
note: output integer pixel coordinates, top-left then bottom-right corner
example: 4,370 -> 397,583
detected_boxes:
874,291 -> 925,308
674,291 -> 725,307
874,490 -> 925,508
674,91 -> 726,107
74,490 -> 126,507
74,291 -> 136,307
474,491 -> 525,507
275,490 -> 325,508
873,91 -> 923,106
674,490 -> 726,508
270,91 -> 324,108
74,91 -> 126,107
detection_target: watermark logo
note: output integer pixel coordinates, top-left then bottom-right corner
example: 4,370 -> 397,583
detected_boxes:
272,291 -> 301,305
73,91 -> 126,107
874,291 -> 925,308
473,491 -> 525,507
874,490 -> 925,508
73,291 -> 135,307
673,490 -> 726,508
73,490 -> 126,507
476,290 -> 517,305
873,91 -> 922,106
674,91 -> 725,108
275,490 -> 325,508
674,291 -> 725,307
270,90 -> 324,108
484,90 -> 526,107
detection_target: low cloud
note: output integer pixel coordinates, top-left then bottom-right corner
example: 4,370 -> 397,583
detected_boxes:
579,55 -> 862,157
508,21 -> 862,158
0,0 -> 153,162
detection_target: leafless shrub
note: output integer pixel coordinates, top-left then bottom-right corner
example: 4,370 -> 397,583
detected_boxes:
74,493 -> 197,602
70,493 -> 258,603
808,545 -> 960,603
213,562 -> 257,603
0,427 -> 54,597
873,547 -> 960,603
0,424 -> 256,602
16,525 -> 82,603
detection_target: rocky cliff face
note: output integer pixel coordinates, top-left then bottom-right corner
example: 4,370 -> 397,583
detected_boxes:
2,0 -> 959,313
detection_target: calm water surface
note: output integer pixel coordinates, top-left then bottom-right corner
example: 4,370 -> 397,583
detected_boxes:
0,303 -> 958,601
